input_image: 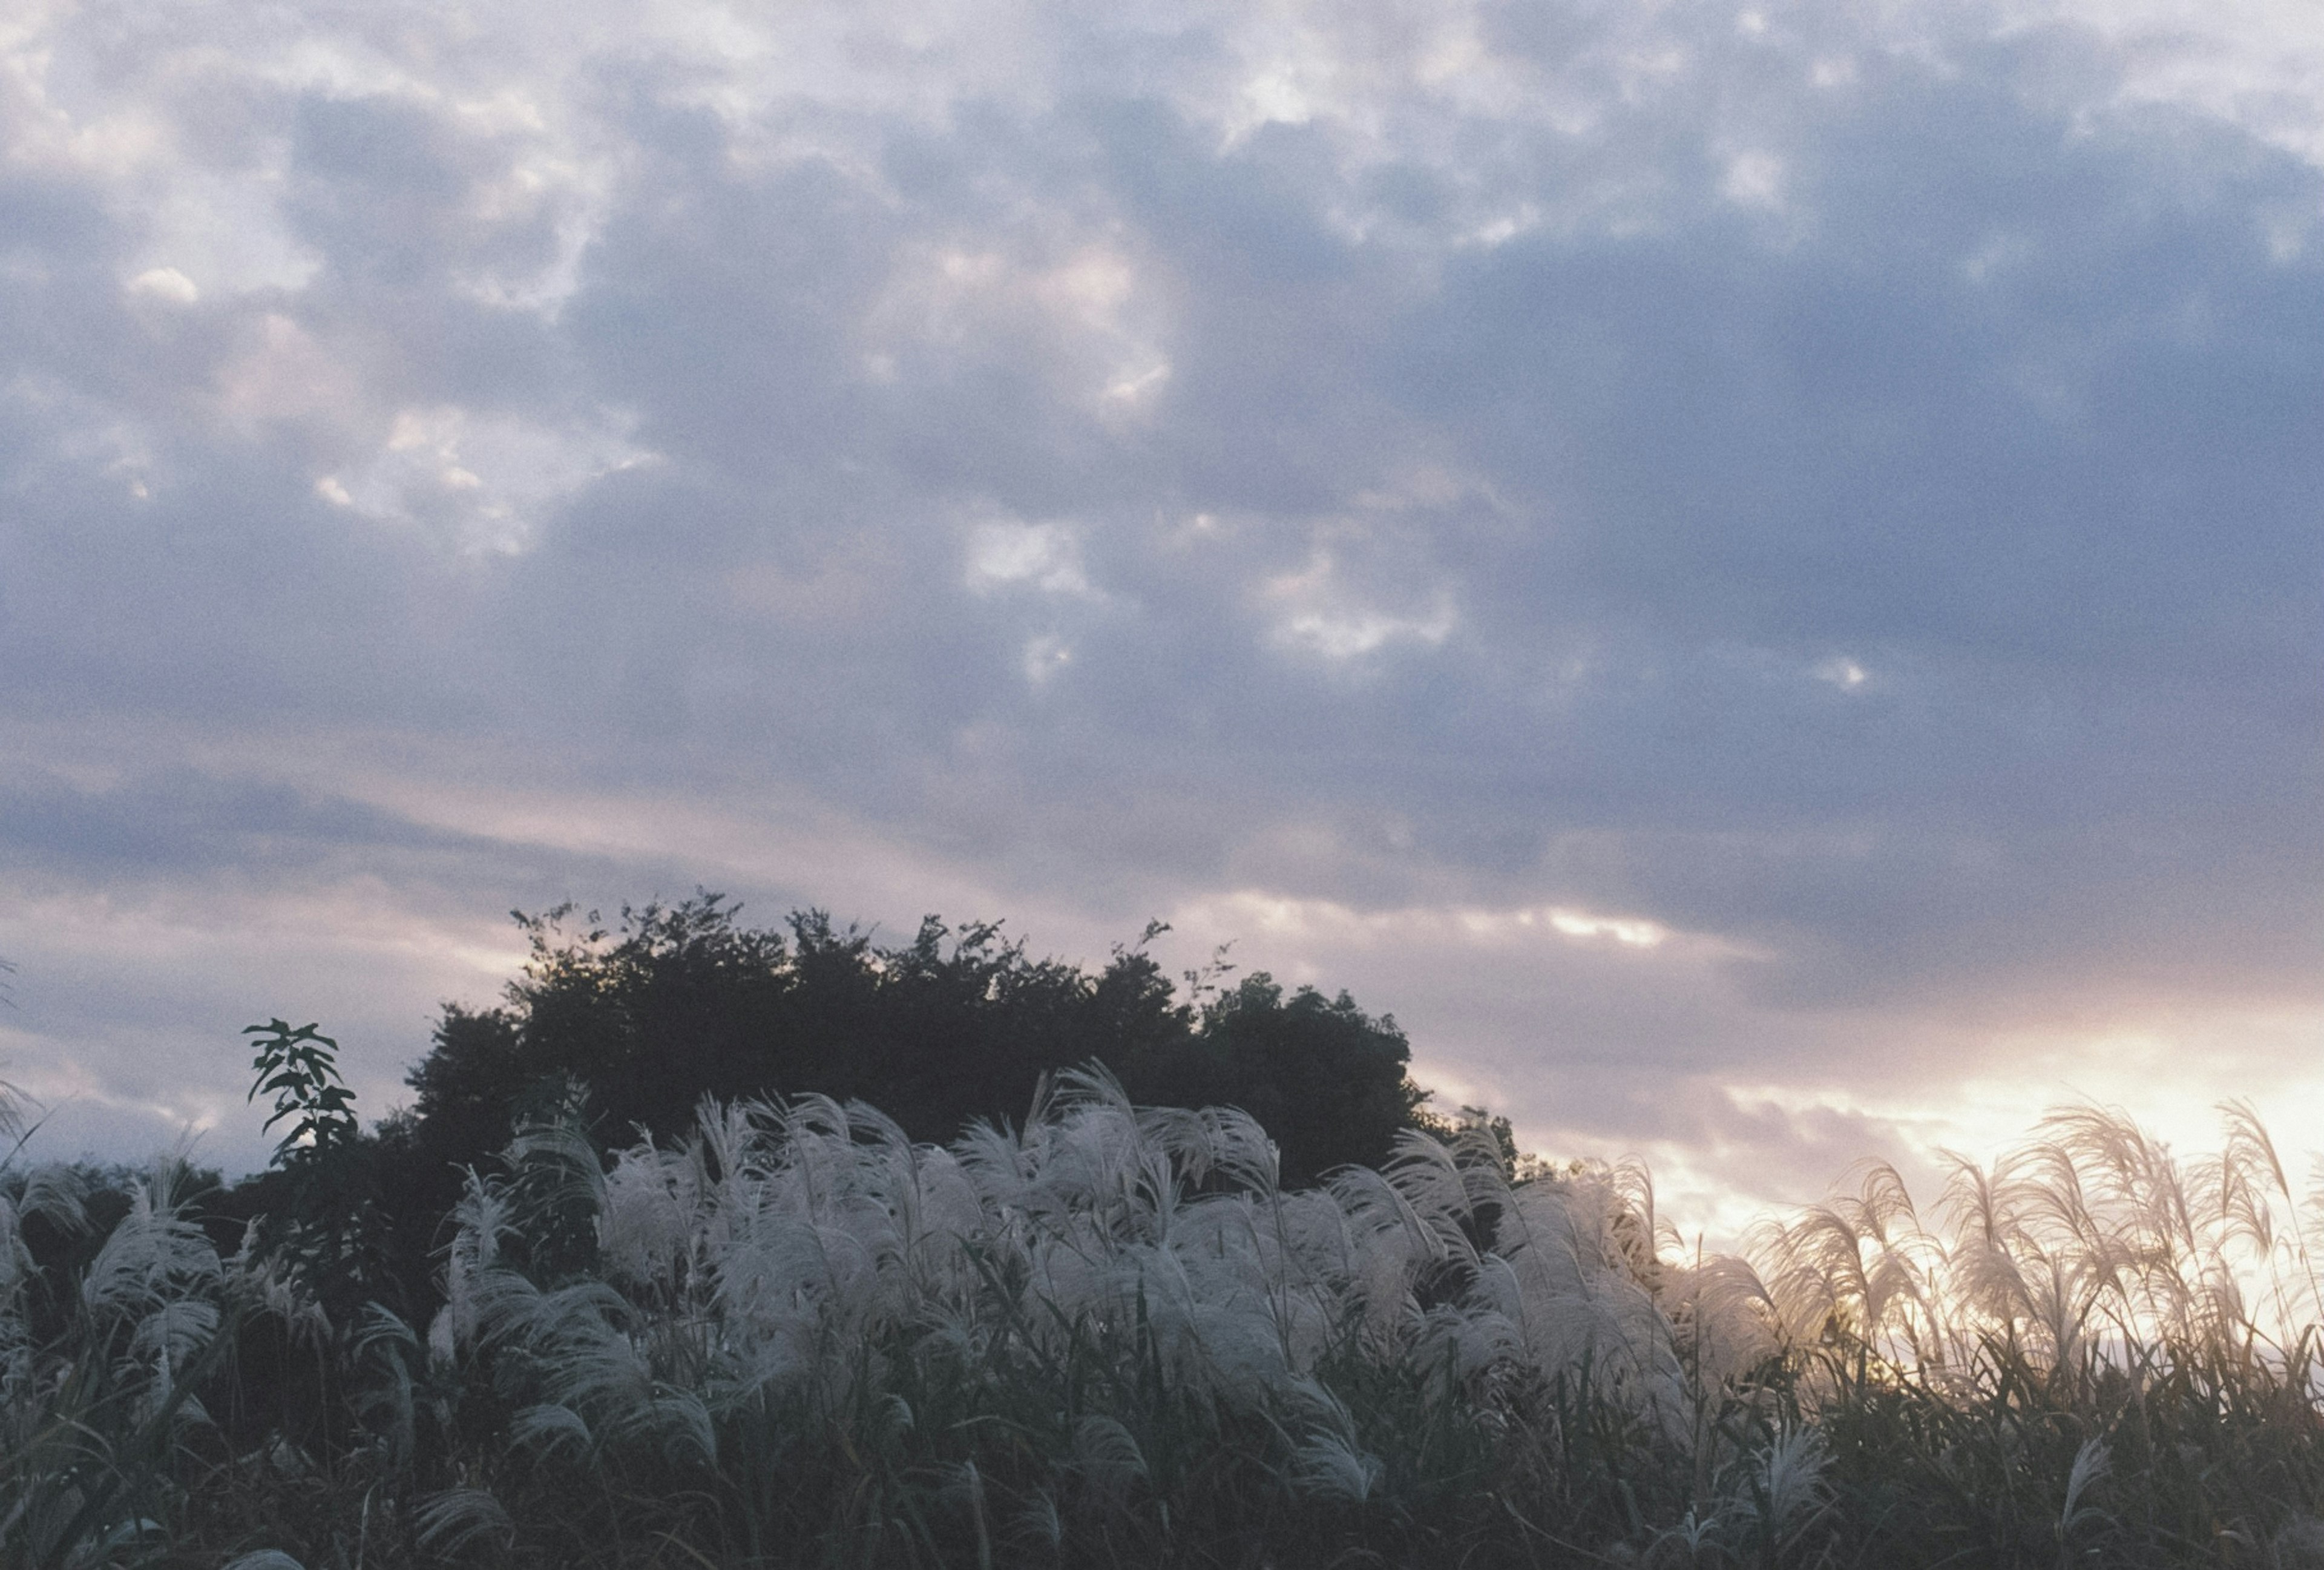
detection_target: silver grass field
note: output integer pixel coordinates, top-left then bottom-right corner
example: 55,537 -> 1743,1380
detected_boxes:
7,1073 -> 2324,1568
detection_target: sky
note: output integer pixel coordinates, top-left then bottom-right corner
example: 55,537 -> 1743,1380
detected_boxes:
1,0 -> 2318,1235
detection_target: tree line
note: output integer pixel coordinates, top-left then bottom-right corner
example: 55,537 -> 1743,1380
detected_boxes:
211,892 -> 1477,1320
399,895 -> 1422,1187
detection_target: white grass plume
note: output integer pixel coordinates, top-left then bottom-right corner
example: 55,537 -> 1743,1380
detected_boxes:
437,1064 -> 1708,1502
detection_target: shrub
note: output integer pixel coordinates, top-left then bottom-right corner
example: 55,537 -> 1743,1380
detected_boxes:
396,897 -> 1426,1201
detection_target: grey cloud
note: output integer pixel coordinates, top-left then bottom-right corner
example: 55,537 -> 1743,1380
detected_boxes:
0,767 -> 562,888
0,0 -> 2316,1201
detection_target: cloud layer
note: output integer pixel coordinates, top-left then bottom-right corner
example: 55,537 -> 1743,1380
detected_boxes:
2,0 -> 2317,1222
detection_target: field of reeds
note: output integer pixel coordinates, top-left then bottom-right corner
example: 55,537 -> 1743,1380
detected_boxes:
8,1068 -> 2324,1569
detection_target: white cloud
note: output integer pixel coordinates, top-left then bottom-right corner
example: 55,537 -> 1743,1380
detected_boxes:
139,172 -> 324,298
864,240 -> 1174,414
2039,0 -> 2324,166
1546,908 -> 1667,948
1719,149 -> 1786,210
126,267 -> 200,304
966,519 -> 1096,597
1021,634 -> 1073,686
317,405 -> 657,555
1262,547 -> 1458,660
1275,600 -> 1456,660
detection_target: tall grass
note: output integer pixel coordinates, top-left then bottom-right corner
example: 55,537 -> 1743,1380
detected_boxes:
10,1071 -> 2324,1566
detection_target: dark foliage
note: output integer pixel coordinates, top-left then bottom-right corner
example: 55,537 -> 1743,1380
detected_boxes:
390,893 -> 1424,1210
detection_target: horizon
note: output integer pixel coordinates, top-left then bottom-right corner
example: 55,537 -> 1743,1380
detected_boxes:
1,0 -> 2318,1245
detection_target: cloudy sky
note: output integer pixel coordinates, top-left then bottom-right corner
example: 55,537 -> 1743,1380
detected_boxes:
2,0 -> 2318,1229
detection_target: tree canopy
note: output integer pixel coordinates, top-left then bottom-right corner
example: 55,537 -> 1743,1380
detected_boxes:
392,894 -> 1426,1194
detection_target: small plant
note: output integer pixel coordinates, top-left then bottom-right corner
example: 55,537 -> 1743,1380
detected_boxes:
245,1019 -> 359,1162
242,1018 -> 383,1321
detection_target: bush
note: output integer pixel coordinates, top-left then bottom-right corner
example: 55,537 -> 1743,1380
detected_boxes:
395,896 -> 1425,1201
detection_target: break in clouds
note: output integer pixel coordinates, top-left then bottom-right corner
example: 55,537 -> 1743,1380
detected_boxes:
1,0 -> 2318,1226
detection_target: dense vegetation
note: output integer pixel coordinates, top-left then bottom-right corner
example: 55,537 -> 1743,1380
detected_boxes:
378,898 -> 1424,1264
402,896 -> 1425,1186
207,898 -> 1434,1330
7,915 -> 2324,1568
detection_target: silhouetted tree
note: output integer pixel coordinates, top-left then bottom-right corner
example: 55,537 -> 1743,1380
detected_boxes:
1121,972 -> 1424,1188
393,894 -> 1423,1198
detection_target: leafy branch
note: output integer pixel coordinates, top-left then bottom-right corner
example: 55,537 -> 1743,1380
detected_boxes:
245,1018 -> 359,1164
